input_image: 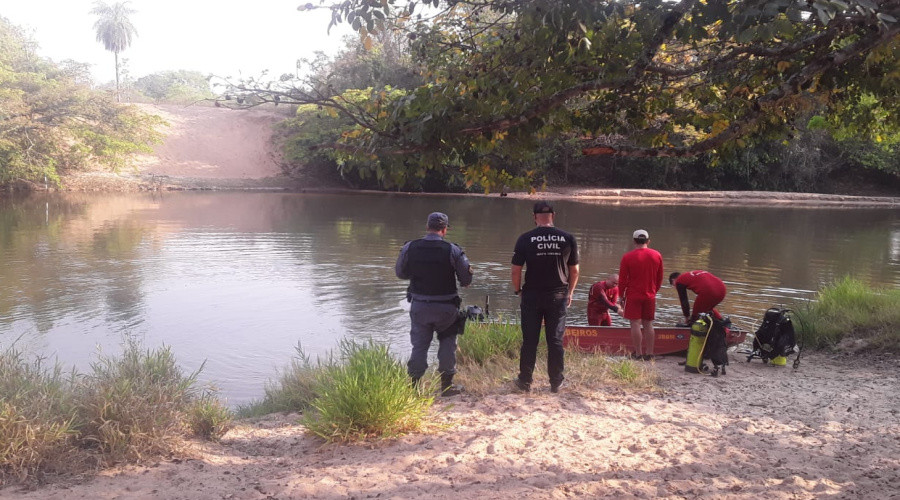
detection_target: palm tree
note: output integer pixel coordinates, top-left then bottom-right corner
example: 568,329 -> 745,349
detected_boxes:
90,1 -> 138,102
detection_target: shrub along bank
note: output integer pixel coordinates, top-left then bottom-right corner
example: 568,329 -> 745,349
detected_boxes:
0,340 -> 232,484
795,277 -> 900,351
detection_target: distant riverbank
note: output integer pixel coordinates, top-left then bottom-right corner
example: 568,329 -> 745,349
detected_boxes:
17,104 -> 882,208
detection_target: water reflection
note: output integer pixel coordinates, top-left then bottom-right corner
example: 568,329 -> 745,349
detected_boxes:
1,192 -> 898,405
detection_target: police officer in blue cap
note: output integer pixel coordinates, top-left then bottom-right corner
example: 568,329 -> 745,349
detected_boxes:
395,212 -> 473,396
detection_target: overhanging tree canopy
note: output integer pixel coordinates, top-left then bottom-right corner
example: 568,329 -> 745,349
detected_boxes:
224,0 -> 900,189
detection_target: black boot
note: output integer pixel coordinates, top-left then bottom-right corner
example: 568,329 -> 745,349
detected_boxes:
440,373 -> 462,397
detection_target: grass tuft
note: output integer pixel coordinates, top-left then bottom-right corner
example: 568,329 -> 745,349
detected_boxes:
3,320 -> 669,483
0,348 -> 81,482
1,338 -> 218,484
303,340 -> 434,442
188,391 -> 234,442
78,340 -> 200,464
456,320 -> 660,394
457,316 -> 521,366
795,277 -> 900,351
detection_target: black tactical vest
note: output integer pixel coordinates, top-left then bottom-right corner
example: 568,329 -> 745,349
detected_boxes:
407,238 -> 457,296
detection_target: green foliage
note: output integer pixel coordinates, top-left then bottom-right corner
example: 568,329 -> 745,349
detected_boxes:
795,277 -> 900,351
0,348 -> 80,482
236,344 -> 322,417
1,340 -> 220,483
563,118 -> 900,193
607,358 -> 642,384
0,17 -> 163,187
232,0 -> 900,191
78,340 -> 200,463
134,70 -> 214,104
188,391 -> 234,442
277,100 -> 360,186
311,33 -> 423,95
457,318 -> 521,366
804,92 -> 900,175
302,340 -> 434,442
278,87 -> 481,190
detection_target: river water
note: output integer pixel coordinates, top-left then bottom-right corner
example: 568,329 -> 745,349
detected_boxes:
1,192 -> 899,405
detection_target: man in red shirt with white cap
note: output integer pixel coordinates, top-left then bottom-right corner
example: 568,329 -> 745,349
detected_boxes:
618,229 -> 664,360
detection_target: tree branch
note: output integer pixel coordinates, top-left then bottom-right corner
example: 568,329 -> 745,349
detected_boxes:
458,0 -> 696,135
583,25 -> 900,158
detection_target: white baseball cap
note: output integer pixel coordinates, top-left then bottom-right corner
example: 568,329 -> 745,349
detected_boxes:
633,229 -> 649,239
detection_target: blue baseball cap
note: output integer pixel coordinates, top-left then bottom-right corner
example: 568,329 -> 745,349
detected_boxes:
427,212 -> 450,230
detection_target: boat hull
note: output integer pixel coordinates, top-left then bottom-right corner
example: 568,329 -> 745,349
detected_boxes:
563,325 -> 747,356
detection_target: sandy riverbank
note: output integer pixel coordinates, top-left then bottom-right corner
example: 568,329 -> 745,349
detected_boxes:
3,351 -> 897,499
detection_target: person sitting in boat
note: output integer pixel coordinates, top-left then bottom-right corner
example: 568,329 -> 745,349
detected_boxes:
669,270 -> 727,325
587,274 -> 620,326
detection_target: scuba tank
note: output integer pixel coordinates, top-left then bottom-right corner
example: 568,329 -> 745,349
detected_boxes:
685,314 -> 712,374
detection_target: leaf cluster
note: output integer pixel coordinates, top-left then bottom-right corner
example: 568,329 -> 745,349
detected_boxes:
229,0 -> 900,191
0,16 -> 164,187
134,70 -> 215,104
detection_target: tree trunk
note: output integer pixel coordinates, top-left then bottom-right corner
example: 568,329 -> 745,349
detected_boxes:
114,51 -> 120,103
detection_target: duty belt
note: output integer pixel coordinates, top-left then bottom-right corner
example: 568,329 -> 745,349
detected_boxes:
414,297 -> 460,305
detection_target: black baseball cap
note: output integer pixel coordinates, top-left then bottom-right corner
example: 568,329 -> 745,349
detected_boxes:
533,201 -> 554,214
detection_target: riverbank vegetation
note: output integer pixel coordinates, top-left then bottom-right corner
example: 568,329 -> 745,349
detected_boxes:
458,320 -> 660,395
234,340 -> 437,441
237,339 -> 436,442
9,297 -> 898,484
225,1 -> 900,196
0,341 -> 232,484
238,322 -> 659,437
131,70 -> 216,104
796,277 -> 900,351
0,17 -> 165,189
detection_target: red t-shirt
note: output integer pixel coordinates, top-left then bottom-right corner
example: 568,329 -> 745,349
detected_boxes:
619,247 -> 663,299
674,270 -> 726,297
588,281 -> 620,316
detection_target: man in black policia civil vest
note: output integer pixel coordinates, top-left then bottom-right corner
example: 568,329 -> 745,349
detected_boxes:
395,212 -> 473,397
511,201 -> 580,393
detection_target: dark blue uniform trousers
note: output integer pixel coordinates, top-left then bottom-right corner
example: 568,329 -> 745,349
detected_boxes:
519,290 -> 568,385
407,300 -> 459,378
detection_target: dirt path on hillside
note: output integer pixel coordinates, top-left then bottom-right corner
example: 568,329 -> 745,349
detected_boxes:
4,351 -> 898,500
61,104 -> 302,191
132,104 -> 293,188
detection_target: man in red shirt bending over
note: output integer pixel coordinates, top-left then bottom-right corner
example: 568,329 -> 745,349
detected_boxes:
669,270 -> 727,325
588,274 -> 620,326
618,229 -> 664,360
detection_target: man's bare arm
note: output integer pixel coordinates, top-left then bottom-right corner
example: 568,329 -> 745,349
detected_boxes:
567,264 -> 580,307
